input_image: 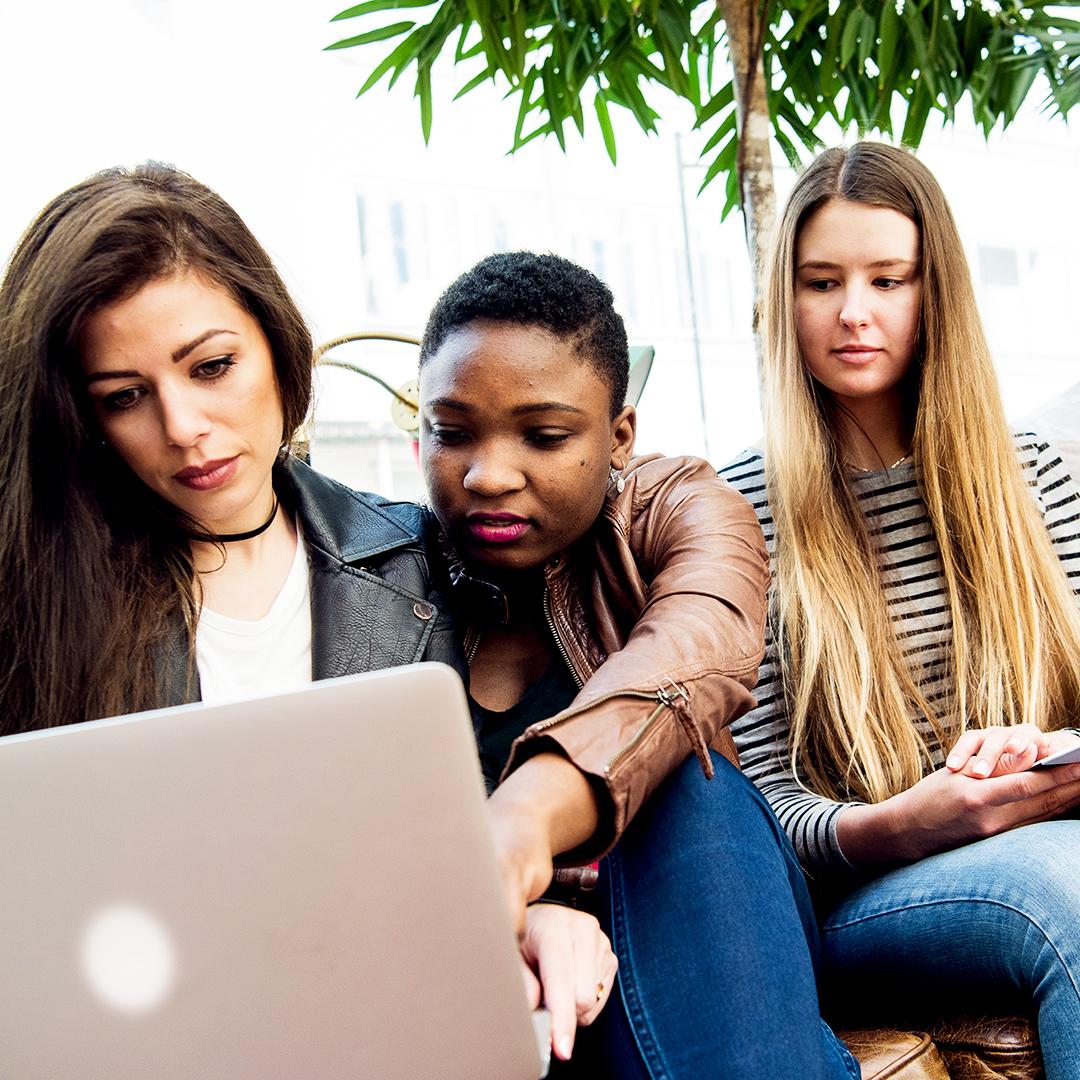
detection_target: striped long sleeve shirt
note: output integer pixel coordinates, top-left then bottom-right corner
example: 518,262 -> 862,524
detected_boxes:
718,432 -> 1080,880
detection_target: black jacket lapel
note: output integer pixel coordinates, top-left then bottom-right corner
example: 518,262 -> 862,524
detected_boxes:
309,545 -> 438,680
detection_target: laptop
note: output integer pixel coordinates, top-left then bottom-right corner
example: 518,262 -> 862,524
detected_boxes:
0,662 -> 548,1080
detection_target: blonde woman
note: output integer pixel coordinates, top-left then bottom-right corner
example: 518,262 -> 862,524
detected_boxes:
720,142 -> 1080,1078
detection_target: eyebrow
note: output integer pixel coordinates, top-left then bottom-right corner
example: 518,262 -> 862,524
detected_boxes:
797,258 -> 918,272
171,328 -> 237,362
84,329 -> 239,385
426,397 -> 586,417
85,369 -> 141,386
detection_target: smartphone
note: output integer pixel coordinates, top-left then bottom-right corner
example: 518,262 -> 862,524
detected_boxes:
1032,742 -> 1080,769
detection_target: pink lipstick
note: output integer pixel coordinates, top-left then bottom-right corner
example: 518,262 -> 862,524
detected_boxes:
466,512 -> 530,544
173,456 -> 238,491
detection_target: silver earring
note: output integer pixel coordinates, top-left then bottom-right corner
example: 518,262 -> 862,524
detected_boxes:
610,467 -> 625,494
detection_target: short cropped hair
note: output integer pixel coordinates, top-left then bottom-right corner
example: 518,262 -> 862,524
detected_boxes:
419,252 -> 629,416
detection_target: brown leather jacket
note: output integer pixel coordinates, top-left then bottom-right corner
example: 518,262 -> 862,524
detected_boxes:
498,453 -> 770,862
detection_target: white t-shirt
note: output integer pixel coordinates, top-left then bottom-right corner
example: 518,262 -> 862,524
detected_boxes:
196,534 -> 313,705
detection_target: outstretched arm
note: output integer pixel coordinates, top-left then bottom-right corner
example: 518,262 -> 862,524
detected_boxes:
495,456 -> 770,915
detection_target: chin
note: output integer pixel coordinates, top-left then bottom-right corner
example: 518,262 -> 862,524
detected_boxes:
467,546 -> 543,577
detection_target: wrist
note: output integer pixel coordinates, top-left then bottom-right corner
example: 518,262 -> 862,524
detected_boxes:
494,751 -> 599,858
836,794 -> 920,867
488,783 -> 554,858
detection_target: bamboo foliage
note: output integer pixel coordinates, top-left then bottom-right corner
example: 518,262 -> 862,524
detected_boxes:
327,0 -> 1080,218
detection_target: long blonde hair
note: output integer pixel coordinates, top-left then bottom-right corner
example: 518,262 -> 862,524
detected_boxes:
762,142 -> 1080,803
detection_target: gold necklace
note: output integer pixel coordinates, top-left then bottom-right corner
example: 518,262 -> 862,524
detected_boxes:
847,453 -> 911,473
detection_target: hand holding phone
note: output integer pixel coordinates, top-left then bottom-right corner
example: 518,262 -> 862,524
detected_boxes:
1032,739 -> 1080,770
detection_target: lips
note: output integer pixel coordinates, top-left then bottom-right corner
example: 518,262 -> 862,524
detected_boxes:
832,346 -> 881,365
173,456 -> 239,491
465,512 -> 531,544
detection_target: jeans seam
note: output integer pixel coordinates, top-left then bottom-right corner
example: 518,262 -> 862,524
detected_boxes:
608,845 -> 671,1080
825,895 -> 1080,1005
822,1017 -> 862,1079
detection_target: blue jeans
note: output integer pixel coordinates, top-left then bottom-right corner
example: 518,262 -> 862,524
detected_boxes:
565,753 -> 858,1079
819,820 -> 1080,1080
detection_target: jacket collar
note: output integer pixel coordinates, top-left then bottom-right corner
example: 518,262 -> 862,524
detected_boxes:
281,455 -> 427,564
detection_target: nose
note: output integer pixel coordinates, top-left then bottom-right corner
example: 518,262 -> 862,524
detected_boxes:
839,284 -> 871,330
158,385 -> 211,448
462,446 -> 526,497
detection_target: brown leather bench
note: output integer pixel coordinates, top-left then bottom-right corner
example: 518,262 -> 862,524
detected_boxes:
840,1015 -> 1040,1079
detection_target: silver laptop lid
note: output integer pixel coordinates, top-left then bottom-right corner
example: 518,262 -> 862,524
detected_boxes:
0,663 -> 544,1080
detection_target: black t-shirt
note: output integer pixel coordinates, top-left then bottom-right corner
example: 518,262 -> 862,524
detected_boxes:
472,659 -> 578,785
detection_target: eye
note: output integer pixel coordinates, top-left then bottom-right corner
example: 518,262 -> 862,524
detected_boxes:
194,355 -> 235,379
101,386 -> 145,412
873,277 -> 904,290
429,426 -> 468,446
527,430 -> 571,448
804,279 -> 835,292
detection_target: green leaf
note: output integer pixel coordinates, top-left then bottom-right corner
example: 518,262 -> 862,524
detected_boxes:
790,1 -> 827,42
513,68 -> 540,145
818,5 -> 844,92
720,179 -> 739,221
694,81 -> 733,128
332,0 -> 435,21
326,21 -> 416,49
773,96 -> 822,151
697,130 -> 736,195
699,105 -> 736,155
417,63 -> 433,141
772,127 -> 801,170
1005,59 -> 1041,122
687,49 -> 701,103
514,123 -> 553,150
541,65 -> 567,149
356,35 -> 421,95
840,6 -> 862,69
902,0 -> 928,69
563,23 -> 591,83
571,97 -> 585,137
453,66 -> 493,99
878,0 -> 900,87
901,82 -> 934,146
594,89 -> 617,163
856,11 -> 875,69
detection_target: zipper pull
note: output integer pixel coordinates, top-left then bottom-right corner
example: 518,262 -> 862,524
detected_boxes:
658,679 -> 714,780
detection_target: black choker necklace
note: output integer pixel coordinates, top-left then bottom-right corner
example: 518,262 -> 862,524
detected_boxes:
186,496 -> 279,544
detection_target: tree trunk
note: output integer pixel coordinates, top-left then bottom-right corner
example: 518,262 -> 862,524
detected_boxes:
717,0 -> 775,327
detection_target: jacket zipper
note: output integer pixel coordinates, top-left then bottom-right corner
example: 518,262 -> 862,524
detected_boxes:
465,627 -> 481,666
464,587 -> 584,681
521,680 -> 691,775
604,680 -> 690,774
542,585 -> 585,689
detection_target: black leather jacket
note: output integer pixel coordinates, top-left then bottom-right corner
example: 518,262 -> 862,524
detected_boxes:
159,457 -> 461,706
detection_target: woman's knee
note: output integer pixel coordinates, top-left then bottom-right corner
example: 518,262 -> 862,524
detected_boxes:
840,821 -> 1080,925
823,821 -> 1080,997
656,749 -> 781,828
616,750 -> 809,918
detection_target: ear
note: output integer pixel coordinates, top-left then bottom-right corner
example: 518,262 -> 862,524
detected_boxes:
609,405 -> 636,470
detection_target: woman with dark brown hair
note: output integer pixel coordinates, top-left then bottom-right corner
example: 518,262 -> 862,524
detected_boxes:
1,163 -> 318,730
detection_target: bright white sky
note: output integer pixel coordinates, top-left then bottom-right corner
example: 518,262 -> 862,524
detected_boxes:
4,0 -> 1079,479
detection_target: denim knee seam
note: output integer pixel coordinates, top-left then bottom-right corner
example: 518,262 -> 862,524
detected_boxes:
826,895 -> 1080,1005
